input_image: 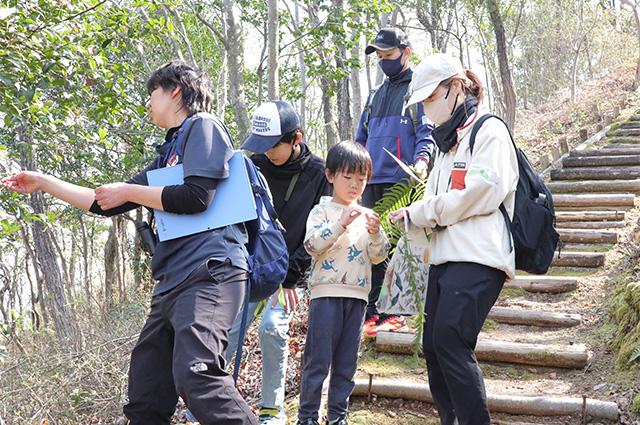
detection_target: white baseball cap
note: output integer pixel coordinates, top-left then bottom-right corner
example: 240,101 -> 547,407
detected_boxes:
241,101 -> 302,153
406,53 -> 464,106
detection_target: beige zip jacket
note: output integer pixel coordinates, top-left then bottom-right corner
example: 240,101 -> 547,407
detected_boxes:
407,108 -> 519,279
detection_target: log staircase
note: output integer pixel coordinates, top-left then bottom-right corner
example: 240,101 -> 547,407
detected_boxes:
357,114 -> 640,422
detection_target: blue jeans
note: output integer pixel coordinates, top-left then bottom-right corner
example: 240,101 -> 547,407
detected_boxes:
225,289 -> 303,410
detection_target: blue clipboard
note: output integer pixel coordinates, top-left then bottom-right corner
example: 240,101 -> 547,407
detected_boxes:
146,151 -> 257,241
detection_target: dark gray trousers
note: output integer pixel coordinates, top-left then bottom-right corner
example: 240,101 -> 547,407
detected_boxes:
124,259 -> 257,425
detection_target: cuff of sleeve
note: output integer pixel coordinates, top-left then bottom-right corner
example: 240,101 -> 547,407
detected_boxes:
331,220 -> 347,235
368,230 -> 384,243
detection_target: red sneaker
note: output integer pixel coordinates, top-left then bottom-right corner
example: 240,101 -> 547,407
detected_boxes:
362,316 -> 379,336
364,316 -> 408,338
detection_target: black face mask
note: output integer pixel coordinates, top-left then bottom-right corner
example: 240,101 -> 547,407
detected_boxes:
431,95 -> 479,154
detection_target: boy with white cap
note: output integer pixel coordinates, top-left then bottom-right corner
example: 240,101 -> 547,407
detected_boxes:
228,101 -> 331,425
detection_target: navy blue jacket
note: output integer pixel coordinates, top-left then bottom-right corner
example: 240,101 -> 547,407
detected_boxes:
355,68 -> 434,185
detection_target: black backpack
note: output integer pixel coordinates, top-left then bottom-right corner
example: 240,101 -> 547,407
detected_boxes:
469,114 -> 560,275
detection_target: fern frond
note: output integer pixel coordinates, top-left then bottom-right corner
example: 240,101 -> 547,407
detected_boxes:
373,178 -> 426,247
628,347 -> 640,364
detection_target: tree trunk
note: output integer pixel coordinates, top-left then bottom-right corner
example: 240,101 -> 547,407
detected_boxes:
295,0 -> 308,131
224,0 -> 251,142
622,0 -> 640,89
309,2 -> 339,149
103,216 -> 124,313
350,11 -> 362,138
486,0 -> 517,129
267,0 -> 279,100
333,0 -> 352,141
19,127 -> 76,349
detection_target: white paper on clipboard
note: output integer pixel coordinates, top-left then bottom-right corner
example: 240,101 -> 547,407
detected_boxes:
383,148 -> 427,186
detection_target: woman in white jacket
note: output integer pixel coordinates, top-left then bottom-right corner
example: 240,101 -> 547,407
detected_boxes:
389,53 -> 518,425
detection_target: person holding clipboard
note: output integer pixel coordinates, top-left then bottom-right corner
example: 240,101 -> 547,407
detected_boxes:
2,61 -> 257,425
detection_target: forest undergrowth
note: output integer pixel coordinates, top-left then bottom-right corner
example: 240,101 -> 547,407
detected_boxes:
2,64 -> 640,425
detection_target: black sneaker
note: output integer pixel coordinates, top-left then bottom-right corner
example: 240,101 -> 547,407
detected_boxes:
296,419 -> 319,425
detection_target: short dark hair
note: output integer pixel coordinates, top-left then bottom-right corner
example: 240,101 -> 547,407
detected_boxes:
146,61 -> 214,115
326,141 -> 372,183
275,126 -> 304,147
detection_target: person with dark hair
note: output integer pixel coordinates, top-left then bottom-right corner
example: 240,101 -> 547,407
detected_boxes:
184,100 -> 331,425
389,53 -> 519,425
355,27 -> 434,337
296,141 -> 390,425
2,60 -> 258,425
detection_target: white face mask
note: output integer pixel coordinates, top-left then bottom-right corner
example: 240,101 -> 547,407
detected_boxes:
422,86 -> 459,125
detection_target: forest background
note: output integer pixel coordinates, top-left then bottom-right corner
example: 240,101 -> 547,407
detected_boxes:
1,0 -> 640,423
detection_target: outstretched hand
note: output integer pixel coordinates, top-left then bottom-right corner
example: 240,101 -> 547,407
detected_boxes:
1,171 -> 43,194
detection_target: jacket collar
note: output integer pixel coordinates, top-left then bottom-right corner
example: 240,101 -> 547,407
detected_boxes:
456,107 -> 482,143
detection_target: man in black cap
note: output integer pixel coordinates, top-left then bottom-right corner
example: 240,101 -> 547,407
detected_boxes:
355,27 -> 434,338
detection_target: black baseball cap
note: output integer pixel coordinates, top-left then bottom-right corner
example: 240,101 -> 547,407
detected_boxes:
365,27 -> 410,55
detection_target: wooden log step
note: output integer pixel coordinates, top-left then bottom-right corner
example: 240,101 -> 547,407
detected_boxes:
620,121 -> 640,129
571,147 -> 640,156
352,379 -> 618,420
550,166 -> 640,181
547,179 -> 640,194
630,114 -> 640,121
507,276 -> 578,293
552,193 -> 635,207
376,332 -> 589,368
555,205 -> 634,212
557,228 -> 617,244
551,251 -> 605,268
614,128 -> 640,137
556,221 -> 625,230
560,243 -> 610,251
555,210 -> 626,221
605,137 -> 640,144
488,306 -> 581,327
562,155 -> 640,167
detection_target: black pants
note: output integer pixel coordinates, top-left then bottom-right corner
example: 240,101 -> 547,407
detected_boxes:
423,262 -> 506,425
124,259 -> 258,425
361,183 -> 395,320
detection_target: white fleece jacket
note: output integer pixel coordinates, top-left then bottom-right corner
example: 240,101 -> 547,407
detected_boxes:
407,108 -> 519,279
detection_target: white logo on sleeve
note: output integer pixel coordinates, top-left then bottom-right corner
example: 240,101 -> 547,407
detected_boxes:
252,102 -> 281,135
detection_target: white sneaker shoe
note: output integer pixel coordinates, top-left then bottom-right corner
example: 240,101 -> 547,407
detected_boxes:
258,407 -> 287,425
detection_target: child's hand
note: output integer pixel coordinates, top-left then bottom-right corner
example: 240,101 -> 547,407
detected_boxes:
339,206 -> 362,228
365,211 -> 381,234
